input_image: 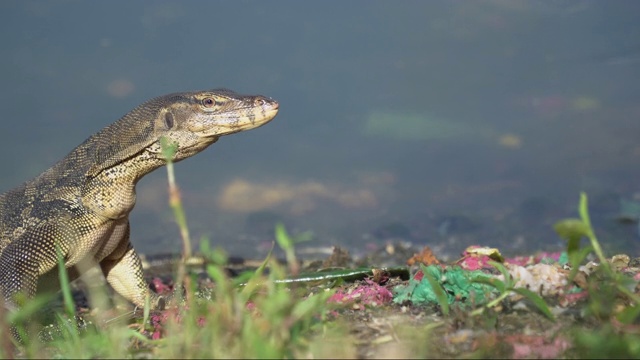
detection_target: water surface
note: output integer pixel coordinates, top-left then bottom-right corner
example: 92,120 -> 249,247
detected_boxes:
1,1 -> 639,258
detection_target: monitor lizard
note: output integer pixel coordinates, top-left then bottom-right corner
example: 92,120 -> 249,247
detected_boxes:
0,89 -> 279,311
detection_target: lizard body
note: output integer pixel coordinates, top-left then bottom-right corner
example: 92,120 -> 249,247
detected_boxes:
0,89 -> 278,309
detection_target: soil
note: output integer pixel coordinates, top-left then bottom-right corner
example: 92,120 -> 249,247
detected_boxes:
59,241 -> 640,358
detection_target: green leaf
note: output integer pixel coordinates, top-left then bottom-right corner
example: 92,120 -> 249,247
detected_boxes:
615,283 -> 640,309
578,193 -> 593,235
7,293 -> 54,324
274,223 -> 299,275
159,136 -> 177,161
488,261 -> 514,288
616,303 -> 640,325
292,291 -> 333,320
56,245 -> 75,319
553,218 -> 589,253
240,242 -> 275,298
471,275 -> 506,294
578,192 -> 611,273
567,245 -> 593,283
422,266 -> 449,315
512,288 -> 555,321
275,223 -> 293,251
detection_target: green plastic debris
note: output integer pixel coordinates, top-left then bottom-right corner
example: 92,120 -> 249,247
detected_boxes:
558,252 -> 569,265
393,265 -> 497,307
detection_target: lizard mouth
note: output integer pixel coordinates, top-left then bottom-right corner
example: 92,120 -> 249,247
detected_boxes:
197,100 -> 279,137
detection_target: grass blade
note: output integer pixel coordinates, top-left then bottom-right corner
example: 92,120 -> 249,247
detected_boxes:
422,266 -> 450,315
512,288 -> 555,321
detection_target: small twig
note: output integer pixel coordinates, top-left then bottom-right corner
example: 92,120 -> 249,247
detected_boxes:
160,137 -> 192,305
166,161 -> 192,261
103,310 -> 136,325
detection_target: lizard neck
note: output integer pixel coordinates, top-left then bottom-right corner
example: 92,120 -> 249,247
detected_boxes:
81,150 -> 166,220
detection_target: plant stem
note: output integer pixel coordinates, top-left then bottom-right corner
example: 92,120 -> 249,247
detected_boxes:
161,137 -> 192,304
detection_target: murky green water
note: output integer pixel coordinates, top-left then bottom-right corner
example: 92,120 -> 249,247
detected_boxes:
1,1 -> 639,258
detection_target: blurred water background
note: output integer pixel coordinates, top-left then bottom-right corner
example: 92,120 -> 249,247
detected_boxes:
1,1 -> 639,259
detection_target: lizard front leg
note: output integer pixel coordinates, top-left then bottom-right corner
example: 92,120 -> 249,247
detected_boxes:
0,242 -> 42,310
0,222 -> 73,310
99,223 -> 163,309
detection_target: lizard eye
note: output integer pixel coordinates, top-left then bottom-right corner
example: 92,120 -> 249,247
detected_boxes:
202,97 -> 216,108
164,112 -> 174,129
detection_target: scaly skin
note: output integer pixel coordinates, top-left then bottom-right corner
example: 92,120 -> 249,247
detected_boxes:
0,89 -> 279,310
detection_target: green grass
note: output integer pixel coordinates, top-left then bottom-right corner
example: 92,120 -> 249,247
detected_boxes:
555,193 -> 640,358
0,138 -> 350,358
470,260 -> 554,321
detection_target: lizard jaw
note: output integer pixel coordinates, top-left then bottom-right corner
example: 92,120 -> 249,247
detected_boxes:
196,99 -> 279,137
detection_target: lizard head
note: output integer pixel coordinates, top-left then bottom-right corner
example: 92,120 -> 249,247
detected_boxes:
152,89 -> 279,161
86,89 -> 278,178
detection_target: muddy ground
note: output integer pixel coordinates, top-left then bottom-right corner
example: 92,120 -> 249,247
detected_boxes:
105,241 -> 639,359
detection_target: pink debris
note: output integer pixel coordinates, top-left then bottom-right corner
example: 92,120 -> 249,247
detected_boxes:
505,256 -> 533,267
151,277 -> 173,295
328,280 -> 393,307
149,311 -> 170,340
197,316 -> 206,327
457,246 -> 505,271
458,254 -> 493,271
146,306 -> 212,340
246,301 -> 257,311
558,290 -> 589,307
506,334 -> 571,359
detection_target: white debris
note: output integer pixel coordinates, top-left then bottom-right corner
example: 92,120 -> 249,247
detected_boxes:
498,263 -> 569,297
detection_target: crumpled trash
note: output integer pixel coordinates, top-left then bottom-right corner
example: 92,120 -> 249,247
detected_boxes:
457,246 -> 504,271
500,263 -> 569,297
328,279 -> 393,308
393,265 -> 496,306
